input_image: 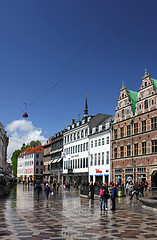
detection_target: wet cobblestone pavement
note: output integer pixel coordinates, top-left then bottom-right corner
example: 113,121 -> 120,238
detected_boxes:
0,184 -> 157,240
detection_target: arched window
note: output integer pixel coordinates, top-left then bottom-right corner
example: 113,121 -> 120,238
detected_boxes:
77,131 -> 80,139
122,109 -> 125,118
81,130 -> 84,138
144,100 -> 148,109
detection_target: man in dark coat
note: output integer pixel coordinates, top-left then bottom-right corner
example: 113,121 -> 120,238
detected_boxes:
90,181 -> 95,200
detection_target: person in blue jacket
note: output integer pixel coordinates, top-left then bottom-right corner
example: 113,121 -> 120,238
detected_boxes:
44,183 -> 51,200
111,183 -> 118,211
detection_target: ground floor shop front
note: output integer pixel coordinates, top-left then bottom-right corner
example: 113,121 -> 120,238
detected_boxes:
112,158 -> 157,189
63,172 -> 88,186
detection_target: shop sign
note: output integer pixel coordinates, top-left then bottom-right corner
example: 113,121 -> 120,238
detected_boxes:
95,169 -> 102,174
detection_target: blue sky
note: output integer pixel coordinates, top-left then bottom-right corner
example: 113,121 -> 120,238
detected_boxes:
1,0 -> 157,158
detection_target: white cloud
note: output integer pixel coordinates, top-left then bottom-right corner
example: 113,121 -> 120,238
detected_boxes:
6,119 -> 47,162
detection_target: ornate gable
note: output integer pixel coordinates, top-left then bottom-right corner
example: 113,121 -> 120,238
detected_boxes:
114,83 -> 134,123
135,69 -> 157,115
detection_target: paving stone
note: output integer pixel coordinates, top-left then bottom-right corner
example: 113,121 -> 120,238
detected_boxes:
0,185 -> 157,240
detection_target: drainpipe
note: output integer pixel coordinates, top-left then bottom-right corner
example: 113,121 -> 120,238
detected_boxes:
131,116 -> 136,184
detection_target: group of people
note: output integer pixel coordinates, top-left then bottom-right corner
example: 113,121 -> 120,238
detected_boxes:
126,181 -> 148,200
34,180 -> 60,200
89,181 -> 118,211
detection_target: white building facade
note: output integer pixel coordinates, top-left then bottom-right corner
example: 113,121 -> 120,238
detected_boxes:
89,117 -> 113,184
63,117 -> 91,185
17,146 -> 44,183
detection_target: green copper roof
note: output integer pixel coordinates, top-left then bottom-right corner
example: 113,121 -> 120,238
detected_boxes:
126,89 -> 139,114
150,78 -> 157,91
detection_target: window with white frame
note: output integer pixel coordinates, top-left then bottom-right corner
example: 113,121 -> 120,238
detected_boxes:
106,136 -> 109,144
106,151 -> 109,164
94,154 -> 97,165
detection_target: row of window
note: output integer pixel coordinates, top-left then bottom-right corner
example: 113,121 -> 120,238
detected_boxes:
114,117 -> 157,139
115,167 -> 146,173
64,142 -> 88,155
90,151 -> 109,166
64,158 -> 88,170
119,99 -> 155,119
91,136 -> 109,147
24,160 -> 43,166
114,140 -> 157,158
64,128 -> 88,144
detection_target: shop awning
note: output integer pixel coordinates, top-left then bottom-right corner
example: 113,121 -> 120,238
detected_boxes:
95,174 -> 103,176
104,174 -> 109,176
50,148 -> 63,154
57,158 -> 62,162
52,159 -> 58,163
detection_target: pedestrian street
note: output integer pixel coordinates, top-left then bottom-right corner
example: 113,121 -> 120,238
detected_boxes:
0,184 -> 157,240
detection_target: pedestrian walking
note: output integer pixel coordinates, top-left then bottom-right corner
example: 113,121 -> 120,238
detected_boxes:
89,181 -> 95,200
34,182 -> 42,201
57,182 -> 60,192
111,184 -> 118,211
44,183 -> 51,200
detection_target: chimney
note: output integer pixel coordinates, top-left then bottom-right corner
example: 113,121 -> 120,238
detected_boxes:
72,119 -> 75,125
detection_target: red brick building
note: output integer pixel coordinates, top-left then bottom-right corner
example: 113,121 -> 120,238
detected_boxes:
111,70 -> 157,189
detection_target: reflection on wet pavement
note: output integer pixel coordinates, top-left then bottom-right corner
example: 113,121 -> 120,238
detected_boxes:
0,184 -> 157,239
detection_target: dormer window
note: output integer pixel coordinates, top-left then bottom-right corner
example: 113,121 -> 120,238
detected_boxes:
117,113 -> 119,118
139,104 -> 141,110
122,93 -> 124,98
152,99 -> 154,105
145,82 -> 147,87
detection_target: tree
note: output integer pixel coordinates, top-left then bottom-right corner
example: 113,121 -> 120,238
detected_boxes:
11,150 -> 21,178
